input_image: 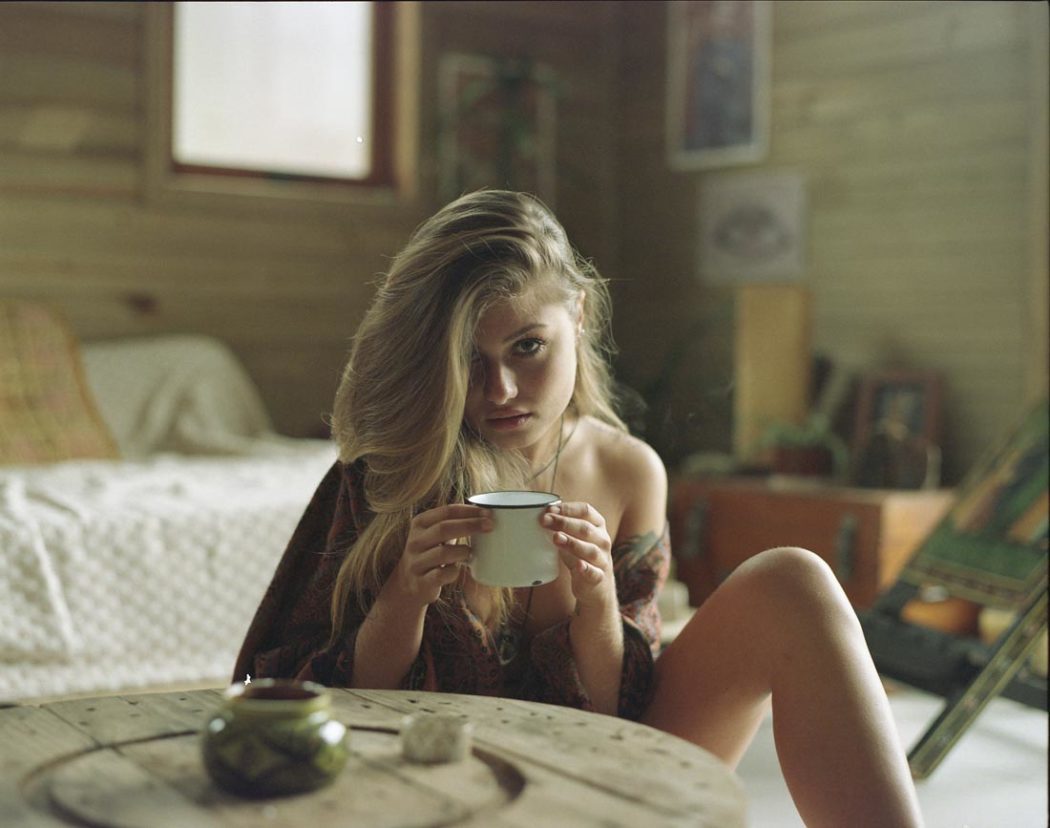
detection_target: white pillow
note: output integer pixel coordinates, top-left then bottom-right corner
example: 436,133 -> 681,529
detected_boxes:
81,335 -> 275,457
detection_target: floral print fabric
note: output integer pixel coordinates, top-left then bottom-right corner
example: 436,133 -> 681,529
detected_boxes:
233,460 -> 670,720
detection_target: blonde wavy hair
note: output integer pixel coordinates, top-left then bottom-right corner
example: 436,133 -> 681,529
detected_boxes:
328,190 -> 626,640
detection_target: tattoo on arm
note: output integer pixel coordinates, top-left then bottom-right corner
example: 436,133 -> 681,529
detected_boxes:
612,531 -> 660,569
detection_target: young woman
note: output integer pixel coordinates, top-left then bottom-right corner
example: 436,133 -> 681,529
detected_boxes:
235,190 -> 923,827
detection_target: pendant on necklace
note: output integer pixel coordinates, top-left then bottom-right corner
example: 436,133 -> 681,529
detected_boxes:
497,627 -> 520,666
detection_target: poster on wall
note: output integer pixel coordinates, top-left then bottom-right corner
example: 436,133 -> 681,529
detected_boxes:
698,170 -> 806,283
666,0 -> 772,171
438,53 -> 557,206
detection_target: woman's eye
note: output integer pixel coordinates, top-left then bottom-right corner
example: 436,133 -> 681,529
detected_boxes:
514,338 -> 546,356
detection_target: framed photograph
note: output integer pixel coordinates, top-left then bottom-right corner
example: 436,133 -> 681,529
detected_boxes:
852,371 -> 944,489
666,0 -> 772,171
438,53 -> 557,205
698,170 -> 806,283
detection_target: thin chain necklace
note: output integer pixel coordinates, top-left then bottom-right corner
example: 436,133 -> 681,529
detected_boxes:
499,411 -> 575,666
528,411 -> 577,491
526,413 -> 563,487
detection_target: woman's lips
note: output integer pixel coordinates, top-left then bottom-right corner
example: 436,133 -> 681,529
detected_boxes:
487,413 -> 532,431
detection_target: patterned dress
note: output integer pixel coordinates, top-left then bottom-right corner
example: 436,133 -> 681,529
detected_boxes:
233,460 -> 671,720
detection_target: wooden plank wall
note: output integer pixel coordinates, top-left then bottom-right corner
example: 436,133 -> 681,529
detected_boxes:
0,1 -> 618,438
0,2 -> 416,437
418,1 -> 620,272
1,0 -> 1042,480
614,0 -> 1048,482
613,1 -> 738,462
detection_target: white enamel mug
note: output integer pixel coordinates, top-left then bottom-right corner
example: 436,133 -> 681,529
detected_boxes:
466,491 -> 561,587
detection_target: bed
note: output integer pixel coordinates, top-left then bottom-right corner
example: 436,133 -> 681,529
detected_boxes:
0,303 -> 337,702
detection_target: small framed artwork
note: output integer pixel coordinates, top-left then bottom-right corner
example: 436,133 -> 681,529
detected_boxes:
438,53 -> 557,205
666,0 -> 772,171
852,371 -> 944,489
698,170 -> 806,283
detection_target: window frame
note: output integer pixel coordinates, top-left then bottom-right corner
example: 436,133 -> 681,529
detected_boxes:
144,1 -> 417,212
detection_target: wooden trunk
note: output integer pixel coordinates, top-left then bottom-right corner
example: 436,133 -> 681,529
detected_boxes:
669,476 -> 954,610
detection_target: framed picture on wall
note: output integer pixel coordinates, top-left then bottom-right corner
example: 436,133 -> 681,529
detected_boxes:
852,370 -> 944,489
698,170 -> 806,283
437,53 -> 557,206
666,0 -> 772,171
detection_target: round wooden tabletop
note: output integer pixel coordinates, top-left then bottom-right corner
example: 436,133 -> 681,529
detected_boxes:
3,687 -> 746,827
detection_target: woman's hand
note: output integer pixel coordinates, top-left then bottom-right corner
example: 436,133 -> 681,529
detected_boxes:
543,502 -> 615,609
388,504 -> 492,607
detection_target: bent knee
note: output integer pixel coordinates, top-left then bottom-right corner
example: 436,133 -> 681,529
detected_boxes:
734,546 -> 852,613
738,545 -> 833,582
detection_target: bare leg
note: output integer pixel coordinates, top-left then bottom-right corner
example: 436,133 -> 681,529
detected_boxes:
642,547 -> 923,828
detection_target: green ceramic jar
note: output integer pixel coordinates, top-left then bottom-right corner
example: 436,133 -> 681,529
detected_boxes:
201,679 -> 350,798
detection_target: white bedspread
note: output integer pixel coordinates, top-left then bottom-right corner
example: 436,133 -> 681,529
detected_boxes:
0,440 -> 337,702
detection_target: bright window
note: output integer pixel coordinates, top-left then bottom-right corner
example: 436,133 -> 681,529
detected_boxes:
172,1 -> 386,184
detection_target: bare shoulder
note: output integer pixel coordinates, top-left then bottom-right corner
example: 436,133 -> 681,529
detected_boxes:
580,416 -> 665,481
576,416 -> 668,539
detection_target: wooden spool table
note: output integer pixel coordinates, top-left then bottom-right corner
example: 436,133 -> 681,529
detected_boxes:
1,688 -> 746,827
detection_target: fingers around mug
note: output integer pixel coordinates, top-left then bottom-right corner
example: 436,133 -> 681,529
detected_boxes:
414,541 -> 472,574
556,546 -> 604,583
543,512 -> 603,545
416,515 -> 493,551
552,531 -> 605,567
547,501 -> 606,530
426,558 -> 467,589
414,503 -> 490,530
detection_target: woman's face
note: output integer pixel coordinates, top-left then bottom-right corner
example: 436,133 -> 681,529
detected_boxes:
464,289 -> 580,460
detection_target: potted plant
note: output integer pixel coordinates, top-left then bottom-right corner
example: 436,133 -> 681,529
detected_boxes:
760,412 -> 849,479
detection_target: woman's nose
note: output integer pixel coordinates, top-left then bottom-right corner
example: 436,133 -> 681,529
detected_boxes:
485,363 -> 517,403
